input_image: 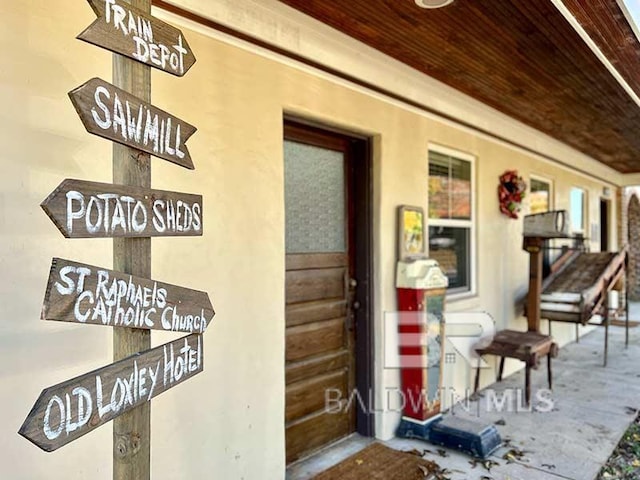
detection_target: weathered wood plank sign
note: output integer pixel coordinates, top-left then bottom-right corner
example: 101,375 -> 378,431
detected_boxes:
41,179 -> 203,238
43,258 -> 214,333
19,334 -> 203,452
78,0 -> 196,76
68,77 -> 197,169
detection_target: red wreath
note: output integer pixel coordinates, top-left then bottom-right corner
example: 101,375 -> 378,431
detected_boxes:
498,170 -> 527,219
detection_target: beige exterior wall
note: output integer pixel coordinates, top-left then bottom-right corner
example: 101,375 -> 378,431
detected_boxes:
0,1 -> 625,478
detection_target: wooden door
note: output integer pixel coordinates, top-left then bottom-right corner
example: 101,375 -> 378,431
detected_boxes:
284,123 -> 357,464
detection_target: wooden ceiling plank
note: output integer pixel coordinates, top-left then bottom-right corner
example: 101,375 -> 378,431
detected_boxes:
277,0 -> 640,172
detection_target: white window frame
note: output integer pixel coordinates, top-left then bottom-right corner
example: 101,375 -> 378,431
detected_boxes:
427,144 -> 476,299
529,175 -> 554,214
569,186 -> 587,234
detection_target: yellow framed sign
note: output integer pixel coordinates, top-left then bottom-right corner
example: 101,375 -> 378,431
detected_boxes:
398,205 -> 425,260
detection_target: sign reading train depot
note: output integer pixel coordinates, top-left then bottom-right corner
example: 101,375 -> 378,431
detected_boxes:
78,0 -> 196,76
20,0 -> 210,456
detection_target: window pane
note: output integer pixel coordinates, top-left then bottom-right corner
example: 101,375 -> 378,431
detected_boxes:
530,179 -> 550,214
284,141 -> 345,254
570,188 -> 585,232
428,226 -> 470,290
450,158 -> 471,220
428,151 -> 450,219
428,151 -> 471,220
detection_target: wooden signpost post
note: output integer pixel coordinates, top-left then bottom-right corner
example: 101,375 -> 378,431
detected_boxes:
19,334 -> 203,452
41,179 -> 203,238
21,1 -> 207,478
78,0 -> 196,77
69,78 -> 197,169
43,258 -> 214,333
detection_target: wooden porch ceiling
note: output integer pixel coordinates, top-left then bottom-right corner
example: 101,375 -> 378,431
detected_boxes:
277,0 -> 640,173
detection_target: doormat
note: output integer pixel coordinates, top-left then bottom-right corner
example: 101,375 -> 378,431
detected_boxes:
313,442 -> 444,480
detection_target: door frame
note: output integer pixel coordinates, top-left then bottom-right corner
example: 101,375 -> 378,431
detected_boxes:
284,116 -> 375,438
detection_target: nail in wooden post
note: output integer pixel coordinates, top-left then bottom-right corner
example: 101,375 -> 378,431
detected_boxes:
112,1 -> 151,478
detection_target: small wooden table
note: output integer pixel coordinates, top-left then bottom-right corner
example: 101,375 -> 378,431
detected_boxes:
474,330 -> 559,405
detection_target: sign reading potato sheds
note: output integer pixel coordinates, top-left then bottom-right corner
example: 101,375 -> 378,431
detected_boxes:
78,0 -> 196,76
68,77 -> 197,169
43,258 -> 215,334
19,334 -> 203,452
41,179 -> 203,238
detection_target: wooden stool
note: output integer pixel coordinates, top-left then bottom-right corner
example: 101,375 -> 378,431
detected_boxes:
473,330 -> 559,405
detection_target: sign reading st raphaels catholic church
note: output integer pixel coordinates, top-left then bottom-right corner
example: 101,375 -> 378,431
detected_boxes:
42,258 -> 214,334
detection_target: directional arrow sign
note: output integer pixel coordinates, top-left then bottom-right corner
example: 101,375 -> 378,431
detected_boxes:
43,258 -> 214,333
19,334 -> 203,451
41,179 -> 203,238
77,0 -> 196,76
68,77 -> 197,169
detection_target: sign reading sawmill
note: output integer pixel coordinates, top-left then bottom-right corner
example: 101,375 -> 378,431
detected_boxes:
69,78 -> 197,169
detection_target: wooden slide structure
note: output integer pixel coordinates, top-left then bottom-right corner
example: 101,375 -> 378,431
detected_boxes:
475,211 -> 627,404
538,245 -> 628,366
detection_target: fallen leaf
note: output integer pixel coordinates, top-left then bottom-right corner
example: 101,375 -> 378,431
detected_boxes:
502,447 -> 527,464
482,459 -> 500,472
355,459 -> 363,466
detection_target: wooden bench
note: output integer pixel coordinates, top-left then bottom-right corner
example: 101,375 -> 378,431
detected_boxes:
473,329 -> 559,405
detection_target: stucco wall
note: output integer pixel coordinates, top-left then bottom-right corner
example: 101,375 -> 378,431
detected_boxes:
0,1 -> 622,479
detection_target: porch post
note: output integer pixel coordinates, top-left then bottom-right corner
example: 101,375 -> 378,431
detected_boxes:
112,0 -> 152,478
524,237 -> 544,332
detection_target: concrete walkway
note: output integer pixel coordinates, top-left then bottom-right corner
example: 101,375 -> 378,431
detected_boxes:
386,322 -> 640,480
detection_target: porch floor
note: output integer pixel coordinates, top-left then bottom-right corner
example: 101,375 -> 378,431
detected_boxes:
288,312 -> 640,479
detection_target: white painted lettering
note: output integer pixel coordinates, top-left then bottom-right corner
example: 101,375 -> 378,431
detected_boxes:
152,200 -> 166,232
66,191 -> 86,234
85,196 -> 103,234
192,203 -> 202,231
131,201 -> 147,233
55,266 -> 76,295
43,395 -> 65,440
91,86 -> 111,129
74,290 -> 93,323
